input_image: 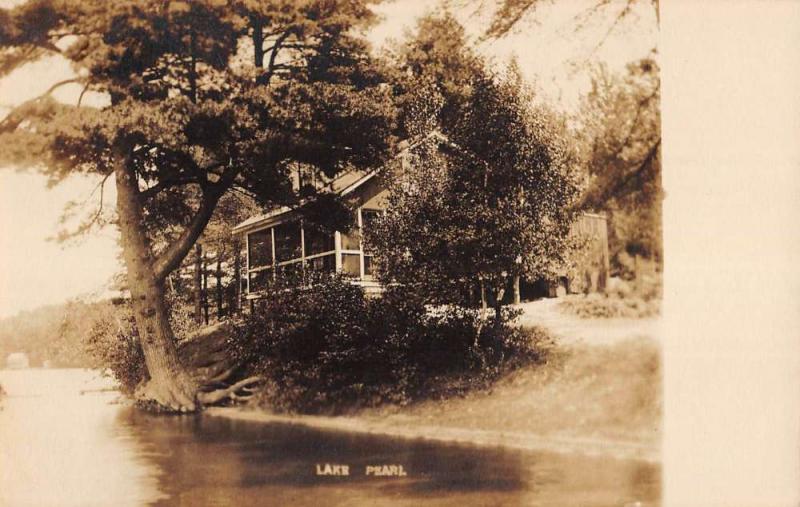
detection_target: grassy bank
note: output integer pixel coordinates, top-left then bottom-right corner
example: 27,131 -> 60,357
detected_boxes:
209,334 -> 660,461
362,335 -> 660,447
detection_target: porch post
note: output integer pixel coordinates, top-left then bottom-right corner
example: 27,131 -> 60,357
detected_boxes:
334,231 -> 342,271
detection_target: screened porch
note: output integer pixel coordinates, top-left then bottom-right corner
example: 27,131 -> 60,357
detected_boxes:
244,207 -> 381,297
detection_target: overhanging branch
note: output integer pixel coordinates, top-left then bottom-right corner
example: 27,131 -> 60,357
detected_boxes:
151,167 -> 239,281
576,137 -> 661,210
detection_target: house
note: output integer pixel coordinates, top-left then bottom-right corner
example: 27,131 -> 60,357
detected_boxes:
232,133 -> 609,303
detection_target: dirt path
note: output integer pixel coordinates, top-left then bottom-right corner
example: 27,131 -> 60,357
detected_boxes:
515,298 -> 661,346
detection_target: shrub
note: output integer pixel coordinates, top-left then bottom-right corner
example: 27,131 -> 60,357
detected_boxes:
83,302 -> 146,394
558,293 -> 660,319
82,292 -> 195,395
228,275 -> 550,414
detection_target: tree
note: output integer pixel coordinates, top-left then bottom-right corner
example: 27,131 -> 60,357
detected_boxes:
577,58 -> 662,267
474,0 -> 663,271
368,16 -> 580,323
0,0 -> 396,411
483,0 -> 659,41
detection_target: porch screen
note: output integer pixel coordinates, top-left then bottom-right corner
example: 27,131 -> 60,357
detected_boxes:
248,230 -> 272,268
304,223 -> 335,256
274,222 -> 301,262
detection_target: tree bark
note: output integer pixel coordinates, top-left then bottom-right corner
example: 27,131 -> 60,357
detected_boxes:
202,251 -> 209,325
215,251 -> 223,319
233,240 -> 242,314
252,19 -> 264,68
493,283 -> 505,326
114,147 -> 198,412
194,244 -> 203,324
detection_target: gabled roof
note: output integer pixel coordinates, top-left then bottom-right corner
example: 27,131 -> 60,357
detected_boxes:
232,130 -> 450,235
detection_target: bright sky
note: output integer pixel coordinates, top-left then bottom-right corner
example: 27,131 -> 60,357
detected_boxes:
0,171 -> 120,318
0,0 -> 656,319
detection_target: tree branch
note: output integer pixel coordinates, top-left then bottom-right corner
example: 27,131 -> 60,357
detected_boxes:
0,77 -> 84,133
77,80 -> 91,107
258,28 -> 294,86
139,176 -> 199,200
151,167 -> 239,281
43,77 -> 82,96
577,137 -> 660,209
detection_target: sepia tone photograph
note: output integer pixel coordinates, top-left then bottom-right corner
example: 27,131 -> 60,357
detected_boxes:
0,0 -> 681,505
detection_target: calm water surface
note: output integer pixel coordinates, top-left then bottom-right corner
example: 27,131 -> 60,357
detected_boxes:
0,369 -> 660,506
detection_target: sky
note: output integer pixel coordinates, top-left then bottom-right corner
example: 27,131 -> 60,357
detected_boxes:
0,0 -> 657,319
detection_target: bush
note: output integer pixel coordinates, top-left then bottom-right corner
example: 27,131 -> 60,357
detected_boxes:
83,302 -> 146,394
228,275 -> 549,414
82,292 -> 196,395
559,293 -> 660,319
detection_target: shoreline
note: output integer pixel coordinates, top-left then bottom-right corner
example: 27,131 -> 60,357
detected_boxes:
205,406 -> 660,464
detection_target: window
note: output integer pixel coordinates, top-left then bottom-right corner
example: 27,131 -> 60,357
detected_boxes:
274,222 -> 301,262
248,269 -> 272,293
363,255 -> 375,277
304,223 -> 335,256
360,209 -> 381,249
276,261 -> 303,282
360,209 -> 381,279
307,253 -> 336,274
340,210 -> 361,250
341,254 -> 361,277
248,229 -> 272,268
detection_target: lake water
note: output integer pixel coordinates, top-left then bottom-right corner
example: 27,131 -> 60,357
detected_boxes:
0,369 -> 660,506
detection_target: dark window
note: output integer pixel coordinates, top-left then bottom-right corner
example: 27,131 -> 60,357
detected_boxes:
248,269 -> 272,293
274,222 -> 301,262
307,253 -> 336,274
304,223 -> 335,256
340,210 -> 361,250
360,209 -> 380,253
276,261 -> 303,283
363,255 -> 375,277
248,229 -> 272,268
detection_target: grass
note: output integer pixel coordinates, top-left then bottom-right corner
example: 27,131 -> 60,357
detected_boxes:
364,334 -> 661,447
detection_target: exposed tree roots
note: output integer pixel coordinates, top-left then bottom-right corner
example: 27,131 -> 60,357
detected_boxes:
133,323 -> 261,413
196,376 -> 263,405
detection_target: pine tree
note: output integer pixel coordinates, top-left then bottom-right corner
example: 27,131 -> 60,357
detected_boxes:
0,0 -> 396,411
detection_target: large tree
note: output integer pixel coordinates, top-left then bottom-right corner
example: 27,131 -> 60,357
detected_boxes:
0,0 -> 396,411
577,58 -> 661,267
368,15 -> 580,320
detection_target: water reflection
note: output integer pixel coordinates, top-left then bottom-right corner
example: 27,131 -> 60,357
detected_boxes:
0,369 -> 165,506
120,404 -> 659,506
0,370 -> 660,506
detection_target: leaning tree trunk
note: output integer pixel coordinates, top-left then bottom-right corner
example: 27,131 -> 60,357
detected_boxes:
115,151 -> 198,412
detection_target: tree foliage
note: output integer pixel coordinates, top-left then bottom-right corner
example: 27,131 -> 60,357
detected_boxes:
228,275 -> 548,413
577,58 -> 661,264
367,15 -> 581,312
0,0 -> 397,411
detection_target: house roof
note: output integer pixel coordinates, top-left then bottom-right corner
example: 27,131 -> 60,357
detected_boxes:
231,130 -> 450,235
